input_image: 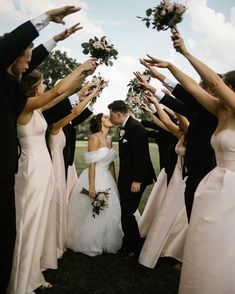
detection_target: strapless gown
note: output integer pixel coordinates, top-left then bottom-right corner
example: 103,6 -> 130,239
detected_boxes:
139,141 -> 188,268
179,129 -> 235,294
67,147 -> 123,256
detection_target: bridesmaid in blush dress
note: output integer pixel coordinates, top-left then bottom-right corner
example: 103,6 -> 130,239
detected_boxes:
150,29 -> 235,293
8,59 -> 98,294
138,94 -> 188,268
49,85 -> 100,258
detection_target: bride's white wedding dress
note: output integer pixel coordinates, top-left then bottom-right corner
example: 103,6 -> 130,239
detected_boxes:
67,147 -> 123,256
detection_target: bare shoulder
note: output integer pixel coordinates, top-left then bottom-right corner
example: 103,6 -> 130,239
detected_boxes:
88,133 -> 100,151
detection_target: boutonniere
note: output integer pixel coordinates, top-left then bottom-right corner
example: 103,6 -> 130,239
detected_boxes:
120,129 -> 125,137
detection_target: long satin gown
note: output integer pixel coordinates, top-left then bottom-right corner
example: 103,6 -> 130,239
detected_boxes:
8,110 -> 57,294
139,141 -> 188,268
50,130 -> 67,259
67,147 -> 123,256
179,129 -> 235,294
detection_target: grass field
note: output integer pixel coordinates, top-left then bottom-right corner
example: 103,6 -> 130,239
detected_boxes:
36,141 -> 180,294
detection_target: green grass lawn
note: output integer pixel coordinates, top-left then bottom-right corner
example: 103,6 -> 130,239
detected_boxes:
36,141 -> 180,294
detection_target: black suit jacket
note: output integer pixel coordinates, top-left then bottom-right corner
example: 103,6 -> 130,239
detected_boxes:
118,116 -> 156,187
161,84 -> 218,180
0,21 -> 39,178
43,99 -> 93,176
141,119 -> 177,183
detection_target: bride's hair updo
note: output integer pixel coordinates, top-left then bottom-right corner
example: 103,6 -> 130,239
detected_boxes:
90,113 -> 103,133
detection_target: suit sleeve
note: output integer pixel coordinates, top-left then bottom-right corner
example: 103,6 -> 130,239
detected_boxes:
71,107 -> 93,127
23,44 -> 49,77
160,94 -> 193,120
43,98 -> 72,124
128,124 -> 151,183
172,83 -> 203,111
141,119 -> 161,131
0,21 -> 38,71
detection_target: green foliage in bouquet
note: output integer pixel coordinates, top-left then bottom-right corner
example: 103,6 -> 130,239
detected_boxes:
138,0 -> 187,31
81,187 -> 109,218
81,36 -> 118,66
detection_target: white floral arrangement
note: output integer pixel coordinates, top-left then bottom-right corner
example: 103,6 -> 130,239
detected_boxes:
81,187 -> 109,218
81,36 -> 118,66
90,73 -> 109,93
138,0 -> 187,31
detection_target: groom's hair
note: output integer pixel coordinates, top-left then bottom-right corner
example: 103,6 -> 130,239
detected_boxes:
108,100 -> 128,114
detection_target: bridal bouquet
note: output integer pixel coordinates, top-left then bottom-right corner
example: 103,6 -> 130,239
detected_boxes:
138,0 -> 187,31
81,187 -> 110,218
81,36 -> 118,66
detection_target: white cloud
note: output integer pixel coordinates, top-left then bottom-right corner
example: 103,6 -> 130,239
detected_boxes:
186,0 -> 235,73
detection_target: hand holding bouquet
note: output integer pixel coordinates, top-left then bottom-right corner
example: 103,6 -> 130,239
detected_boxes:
81,187 -> 110,218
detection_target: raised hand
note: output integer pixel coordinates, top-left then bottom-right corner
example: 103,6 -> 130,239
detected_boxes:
144,55 -> 170,69
171,27 -> 188,55
144,91 -> 158,104
133,71 -> 156,94
140,58 -> 166,82
53,23 -> 83,42
46,6 -> 81,25
80,58 -> 99,77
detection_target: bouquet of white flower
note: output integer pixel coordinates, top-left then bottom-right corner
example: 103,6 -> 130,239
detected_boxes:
81,36 -> 118,66
81,187 -> 109,218
90,73 -> 109,93
138,0 -> 187,31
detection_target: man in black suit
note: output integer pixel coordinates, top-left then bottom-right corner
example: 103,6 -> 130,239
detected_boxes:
0,6 -> 80,292
108,100 -> 156,257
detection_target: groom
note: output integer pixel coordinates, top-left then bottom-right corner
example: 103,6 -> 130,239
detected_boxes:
108,100 -> 156,257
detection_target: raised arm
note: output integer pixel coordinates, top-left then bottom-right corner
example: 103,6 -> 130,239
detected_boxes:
145,56 -> 219,116
145,93 -> 180,137
23,58 -> 98,112
172,28 -> 235,111
50,86 -> 100,134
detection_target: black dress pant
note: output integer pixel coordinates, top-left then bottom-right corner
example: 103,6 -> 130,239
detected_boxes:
118,182 -> 146,254
0,176 -> 16,294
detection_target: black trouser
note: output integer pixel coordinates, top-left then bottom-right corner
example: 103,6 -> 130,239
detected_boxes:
118,183 -> 146,254
0,177 -> 16,294
185,176 -> 204,222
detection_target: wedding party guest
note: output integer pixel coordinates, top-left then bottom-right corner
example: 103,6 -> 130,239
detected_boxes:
108,100 -> 156,258
138,93 -> 188,268
0,5 -> 80,293
140,56 -> 218,220
49,84 -> 100,258
153,29 -> 235,294
8,59 -> 98,293
67,113 -> 123,256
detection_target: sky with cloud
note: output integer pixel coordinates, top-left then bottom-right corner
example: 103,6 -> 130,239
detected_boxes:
0,0 -> 234,113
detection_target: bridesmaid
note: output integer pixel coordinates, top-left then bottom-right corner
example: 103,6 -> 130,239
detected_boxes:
138,92 -> 188,268
148,28 -> 235,294
49,85 -> 101,259
8,59 -> 98,294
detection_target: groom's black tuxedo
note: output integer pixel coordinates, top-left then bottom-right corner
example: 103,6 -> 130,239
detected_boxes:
118,116 -> 156,254
160,84 -> 217,220
0,21 -> 48,293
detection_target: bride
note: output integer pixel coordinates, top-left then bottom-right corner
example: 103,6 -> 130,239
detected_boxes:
67,113 -> 123,256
